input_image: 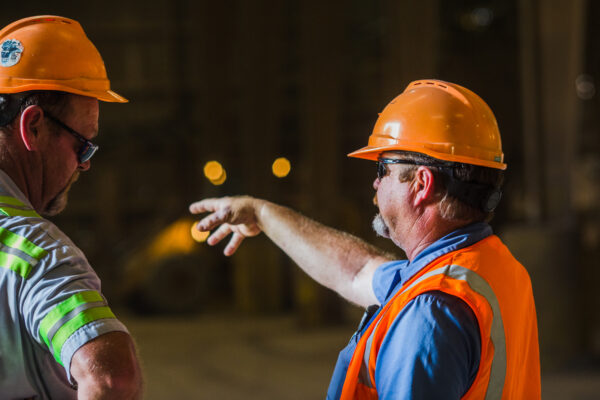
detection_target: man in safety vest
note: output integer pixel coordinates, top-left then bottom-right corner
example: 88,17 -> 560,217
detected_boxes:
0,16 -> 142,398
190,79 -> 541,399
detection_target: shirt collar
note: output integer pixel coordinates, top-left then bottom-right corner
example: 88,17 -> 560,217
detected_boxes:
378,222 -> 493,302
0,168 -> 34,208
399,222 -> 493,285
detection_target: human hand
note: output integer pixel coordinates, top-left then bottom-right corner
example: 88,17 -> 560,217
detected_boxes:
189,196 -> 263,256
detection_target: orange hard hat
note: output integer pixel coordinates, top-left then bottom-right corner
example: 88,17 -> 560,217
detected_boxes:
348,79 -> 506,169
0,15 -> 126,102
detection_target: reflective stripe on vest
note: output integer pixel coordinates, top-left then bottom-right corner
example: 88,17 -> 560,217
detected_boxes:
358,264 -> 506,399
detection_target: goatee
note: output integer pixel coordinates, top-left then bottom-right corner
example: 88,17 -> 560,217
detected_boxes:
372,213 -> 390,238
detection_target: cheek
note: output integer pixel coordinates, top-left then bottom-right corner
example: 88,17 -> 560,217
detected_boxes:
377,180 -> 408,216
376,185 -> 394,214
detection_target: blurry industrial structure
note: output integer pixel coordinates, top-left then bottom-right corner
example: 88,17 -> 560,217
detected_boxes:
4,0 -> 598,378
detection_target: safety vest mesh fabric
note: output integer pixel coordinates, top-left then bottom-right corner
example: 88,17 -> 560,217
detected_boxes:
339,235 -> 541,400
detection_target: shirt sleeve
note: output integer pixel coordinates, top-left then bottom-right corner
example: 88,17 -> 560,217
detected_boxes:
372,260 -> 407,304
20,239 -> 128,384
374,291 -> 481,400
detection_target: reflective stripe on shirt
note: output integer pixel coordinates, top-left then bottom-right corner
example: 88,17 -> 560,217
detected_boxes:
39,290 -> 116,366
0,225 -> 47,278
0,196 -> 42,219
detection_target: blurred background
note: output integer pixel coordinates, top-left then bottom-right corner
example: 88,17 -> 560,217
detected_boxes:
4,0 -> 600,398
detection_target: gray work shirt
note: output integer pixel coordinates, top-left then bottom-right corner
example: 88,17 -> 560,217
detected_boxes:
0,170 -> 128,399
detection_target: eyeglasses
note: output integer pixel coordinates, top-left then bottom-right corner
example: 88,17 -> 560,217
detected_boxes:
44,111 -> 99,163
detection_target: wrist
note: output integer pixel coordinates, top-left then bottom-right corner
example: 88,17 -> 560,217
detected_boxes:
253,198 -> 269,229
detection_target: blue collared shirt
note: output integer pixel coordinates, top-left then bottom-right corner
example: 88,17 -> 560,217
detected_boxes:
326,223 -> 492,399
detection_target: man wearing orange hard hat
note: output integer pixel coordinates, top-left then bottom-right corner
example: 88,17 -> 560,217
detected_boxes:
190,80 -> 541,399
0,16 -> 141,398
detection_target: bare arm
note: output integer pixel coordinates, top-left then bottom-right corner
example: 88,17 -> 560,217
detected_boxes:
70,331 -> 142,400
189,196 -> 393,307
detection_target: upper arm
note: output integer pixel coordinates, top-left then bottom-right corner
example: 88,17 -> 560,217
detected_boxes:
20,240 -> 132,384
374,292 -> 481,400
350,256 -> 391,307
70,331 -> 142,398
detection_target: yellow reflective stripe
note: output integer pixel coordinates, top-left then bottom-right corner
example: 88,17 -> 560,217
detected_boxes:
0,207 -> 41,218
51,306 -> 116,366
0,227 -> 46,278
0,251 -> 32,278
0,196 -> 41,218
0,196 -> 27,207
0,227 -> 47,261
39,291 -> 104,349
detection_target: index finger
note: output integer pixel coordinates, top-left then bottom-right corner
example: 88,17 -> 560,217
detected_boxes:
189,198 -> 223,214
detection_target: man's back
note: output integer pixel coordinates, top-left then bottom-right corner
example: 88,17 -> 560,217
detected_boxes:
0,170 -> 128,399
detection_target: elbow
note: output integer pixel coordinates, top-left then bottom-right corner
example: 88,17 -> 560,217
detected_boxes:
104,367 -> 142,398
71,331 -> 143,399
79,366 -> 143,399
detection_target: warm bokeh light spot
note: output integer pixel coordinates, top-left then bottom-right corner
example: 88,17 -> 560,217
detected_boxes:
190,223 -> 210,242
272,157 -> 291,178
211,169 -> 227,185
148,218 -> 197,259
204,161 -> 224,181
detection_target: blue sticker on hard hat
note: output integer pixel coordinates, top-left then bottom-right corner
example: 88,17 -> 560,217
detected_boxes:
1,39 -> 24,67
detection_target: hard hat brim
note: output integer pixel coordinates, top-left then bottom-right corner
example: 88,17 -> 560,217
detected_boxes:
0,84 -> 128,103
97,89 -> 128,103
348,145 -> 507,170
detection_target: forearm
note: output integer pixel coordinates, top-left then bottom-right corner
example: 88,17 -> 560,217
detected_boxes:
256,200 -> 392,306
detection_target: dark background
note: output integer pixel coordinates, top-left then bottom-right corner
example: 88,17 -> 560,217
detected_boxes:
3,0 -> 600,396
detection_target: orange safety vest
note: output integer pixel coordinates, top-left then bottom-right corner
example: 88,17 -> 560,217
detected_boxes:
340,235 -> 540,399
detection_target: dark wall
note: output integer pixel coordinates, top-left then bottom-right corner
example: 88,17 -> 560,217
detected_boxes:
4,0 -> 599,370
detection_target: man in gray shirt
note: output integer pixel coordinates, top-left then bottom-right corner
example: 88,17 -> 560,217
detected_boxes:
0,15 -> 141,399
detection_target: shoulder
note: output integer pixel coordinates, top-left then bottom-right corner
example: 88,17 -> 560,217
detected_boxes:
372,260 -> 407,303
0,214 -> 90,278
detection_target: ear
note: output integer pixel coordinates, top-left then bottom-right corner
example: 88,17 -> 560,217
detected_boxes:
19,105 -> 44,152
411,166 -> 436,207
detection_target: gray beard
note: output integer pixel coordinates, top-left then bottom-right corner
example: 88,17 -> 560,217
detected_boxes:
41,173 -> 79,217
372,213 -> 390,238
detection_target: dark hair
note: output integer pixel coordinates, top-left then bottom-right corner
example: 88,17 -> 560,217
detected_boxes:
392,151 -> 504,222
0,91 -> 71,130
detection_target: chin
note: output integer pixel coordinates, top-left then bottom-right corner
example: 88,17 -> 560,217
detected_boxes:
41,173 -> 79,217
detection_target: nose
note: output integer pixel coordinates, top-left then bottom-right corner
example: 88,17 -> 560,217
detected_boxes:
373,177 -> 380,190
77,160 -> 91,172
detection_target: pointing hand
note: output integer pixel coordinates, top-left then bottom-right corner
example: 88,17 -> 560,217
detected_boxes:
189,196 -> 263,256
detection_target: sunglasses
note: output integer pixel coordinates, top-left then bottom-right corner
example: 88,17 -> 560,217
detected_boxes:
376,158 -> 452,180
44,111 -> 99,164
